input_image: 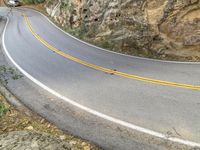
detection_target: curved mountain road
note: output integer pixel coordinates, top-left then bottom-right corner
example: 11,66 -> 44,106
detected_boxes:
1,7 -> 200,149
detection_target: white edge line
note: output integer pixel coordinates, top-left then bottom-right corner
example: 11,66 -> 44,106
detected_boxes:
2,13 -> 200,148
19,7 -> 200,65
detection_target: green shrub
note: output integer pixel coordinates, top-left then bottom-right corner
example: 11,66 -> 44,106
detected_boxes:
98,40 -> 114,49
0,102 -> 8,117
0,65 -> 23,85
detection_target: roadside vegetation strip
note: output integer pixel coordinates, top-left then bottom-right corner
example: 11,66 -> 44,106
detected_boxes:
0,94 -> 99,150
23,14 -> 200,91
0,102 -> 8,117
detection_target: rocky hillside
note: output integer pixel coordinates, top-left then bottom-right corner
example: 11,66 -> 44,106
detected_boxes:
45,0 -> 200,61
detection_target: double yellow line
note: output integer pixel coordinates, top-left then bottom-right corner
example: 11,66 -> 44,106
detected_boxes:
23,14 -> 200,91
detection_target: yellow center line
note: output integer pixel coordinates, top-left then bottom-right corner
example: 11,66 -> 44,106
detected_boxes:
23,14 -> 200,91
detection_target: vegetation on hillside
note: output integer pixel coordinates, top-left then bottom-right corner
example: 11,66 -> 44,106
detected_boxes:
0,102 -> 8,117
0,95 -> 100,150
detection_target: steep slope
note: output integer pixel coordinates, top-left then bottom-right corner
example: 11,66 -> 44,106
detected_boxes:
45,0 -> 200,61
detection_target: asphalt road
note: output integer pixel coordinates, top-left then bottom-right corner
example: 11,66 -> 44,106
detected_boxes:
1,7 -> 200,149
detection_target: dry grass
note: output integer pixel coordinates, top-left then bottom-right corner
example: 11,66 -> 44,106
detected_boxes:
0,95 -> 101,150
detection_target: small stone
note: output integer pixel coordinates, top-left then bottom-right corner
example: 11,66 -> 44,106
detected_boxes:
31,141 -> 39,148
40,119 -> 45,123
69,140 -> 77,145
59,135 -> 66,140
2,127 -> 7,131
26,126 -> 34,130
9,113 -> 15,117
81,142 -> 87,146
84,145 -> 90,150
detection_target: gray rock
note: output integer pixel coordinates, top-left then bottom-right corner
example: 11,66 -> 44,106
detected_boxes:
44,0 -> 200,60
0,131 -> 73,150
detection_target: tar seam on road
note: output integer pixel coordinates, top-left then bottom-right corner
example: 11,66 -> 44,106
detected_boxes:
23,14 -> 200,91
2,9 -> 200,148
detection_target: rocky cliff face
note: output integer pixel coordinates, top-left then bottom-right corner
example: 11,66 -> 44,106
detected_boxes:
45,0 -> 200,61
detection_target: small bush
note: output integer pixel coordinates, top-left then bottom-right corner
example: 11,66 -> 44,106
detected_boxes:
0,102 -> 8,117
98,40 -> 114,49
0,65 -> 23,85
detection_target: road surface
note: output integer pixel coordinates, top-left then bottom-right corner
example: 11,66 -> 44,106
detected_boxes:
1,7 -> 200,149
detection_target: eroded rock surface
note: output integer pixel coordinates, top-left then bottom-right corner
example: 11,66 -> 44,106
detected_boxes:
0,131 -> 73,150
45,0 -> 200,61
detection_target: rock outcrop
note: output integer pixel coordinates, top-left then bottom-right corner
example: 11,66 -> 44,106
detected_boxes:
45,0 -> 200,61
0,131 -> 73,150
